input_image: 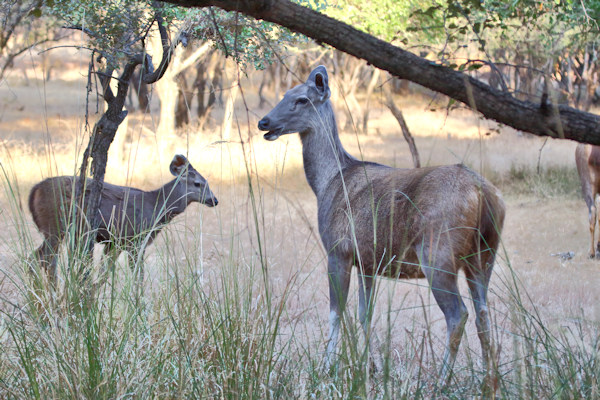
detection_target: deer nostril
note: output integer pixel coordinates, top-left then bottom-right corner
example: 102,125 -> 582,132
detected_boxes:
258,117 -> 270,130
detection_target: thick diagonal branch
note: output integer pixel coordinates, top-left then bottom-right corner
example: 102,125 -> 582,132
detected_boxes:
162,0 -> 600,145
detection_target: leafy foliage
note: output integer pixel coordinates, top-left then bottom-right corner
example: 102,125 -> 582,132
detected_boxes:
325,0 -> 430,44
46,0 -> 155,67
406,0 -> 599,64
40,0 -> 315,71
399,0 -> 600,106
170,6 -> 310,70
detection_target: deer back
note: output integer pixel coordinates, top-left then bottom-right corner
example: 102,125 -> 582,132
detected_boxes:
318,162 -> 504,277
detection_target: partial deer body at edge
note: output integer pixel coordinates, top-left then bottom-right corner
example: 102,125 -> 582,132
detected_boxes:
576,143 -> 600,258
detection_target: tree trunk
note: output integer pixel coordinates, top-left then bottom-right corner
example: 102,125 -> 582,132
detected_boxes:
175,74 -> 191,128
222,78 -> 239,141
78,75 -> 130,255
163,0 -> 600,145
207,56 -> 223,108
151,37 -> 212,135
77,9 -> 185,262
362,68 -> 380,134
257,66 -> 270,109
156,74 -> 178,135
130,70 -> 150,111
195,60 -> 208,117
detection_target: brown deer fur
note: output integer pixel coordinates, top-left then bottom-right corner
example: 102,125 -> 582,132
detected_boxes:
258,65 -> 505,383
28,154 -> 217,283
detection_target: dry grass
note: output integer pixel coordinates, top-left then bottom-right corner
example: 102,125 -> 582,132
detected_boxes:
0,51 -> 598,398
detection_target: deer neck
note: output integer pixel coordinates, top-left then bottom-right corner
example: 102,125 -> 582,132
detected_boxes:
299,101 -> 355,200
153,179 -> 187,223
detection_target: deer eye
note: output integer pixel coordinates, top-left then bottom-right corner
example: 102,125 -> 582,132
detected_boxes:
194,181 -> 201,187
296,97 -> 309,105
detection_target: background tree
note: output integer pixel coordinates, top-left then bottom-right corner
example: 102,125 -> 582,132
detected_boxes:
162,0 -> 600,145
408,0 -> 600,109
39,1 -> 192,258
0,0 -> 60,82
27,0 -> 308,265
151,7 -> 303,134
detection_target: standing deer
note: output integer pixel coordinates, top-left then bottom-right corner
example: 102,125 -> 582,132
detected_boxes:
29,154 -> 217,283
575,143 -> 600,258
258,66 -> 505,383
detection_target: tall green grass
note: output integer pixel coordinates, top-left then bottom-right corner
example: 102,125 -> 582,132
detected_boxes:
0,153 -> 598,399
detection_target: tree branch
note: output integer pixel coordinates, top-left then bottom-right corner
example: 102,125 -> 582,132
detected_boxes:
143,11 -> 175,83
97,67 -> 115,103
160,0 -> 600,145
172,41 -> 212,76
384,90 -> 421,168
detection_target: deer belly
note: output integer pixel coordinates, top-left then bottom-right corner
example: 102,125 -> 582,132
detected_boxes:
358,244 -> 425,279
378,260 -> 425,279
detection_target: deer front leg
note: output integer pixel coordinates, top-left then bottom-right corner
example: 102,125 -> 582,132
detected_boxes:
589,203 -> 597,258
594,195 -> 600,258
324,252 -> 352,370
418,244 -> 468,386
97,241 -> 120,288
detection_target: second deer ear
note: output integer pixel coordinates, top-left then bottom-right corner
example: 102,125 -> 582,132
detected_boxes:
308,65 -> 330,102
170,154 -> 188,176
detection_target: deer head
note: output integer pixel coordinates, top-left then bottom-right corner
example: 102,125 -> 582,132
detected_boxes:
258,65 -> 331,140
170,154 -> 218,207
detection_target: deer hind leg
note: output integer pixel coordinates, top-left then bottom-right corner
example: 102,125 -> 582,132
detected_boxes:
32,235 -> 61,285
594,194 -> 600,258
464,257 -> 494,371
418,243 -> 468,386
357,271 -> 383,371
324,251 -> 352,370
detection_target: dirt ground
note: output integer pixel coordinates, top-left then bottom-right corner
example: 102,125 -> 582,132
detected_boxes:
0,52 -> 598,370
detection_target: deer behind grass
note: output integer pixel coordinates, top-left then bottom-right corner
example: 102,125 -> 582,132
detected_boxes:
28,154 -> 218,283
258,66 -> 505,384
575,143 -> 600,258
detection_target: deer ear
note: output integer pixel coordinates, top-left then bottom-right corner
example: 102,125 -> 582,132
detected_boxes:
308,65 -> 330,101
170,154 -> 188,176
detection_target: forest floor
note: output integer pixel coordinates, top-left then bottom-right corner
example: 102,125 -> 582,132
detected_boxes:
0,51 -> 598,395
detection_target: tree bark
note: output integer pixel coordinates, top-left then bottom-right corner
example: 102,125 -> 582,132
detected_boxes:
175,74 -> 190,127
162,0 -> 600,145
221,78 -> 239,141
77,9 -> 183,258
